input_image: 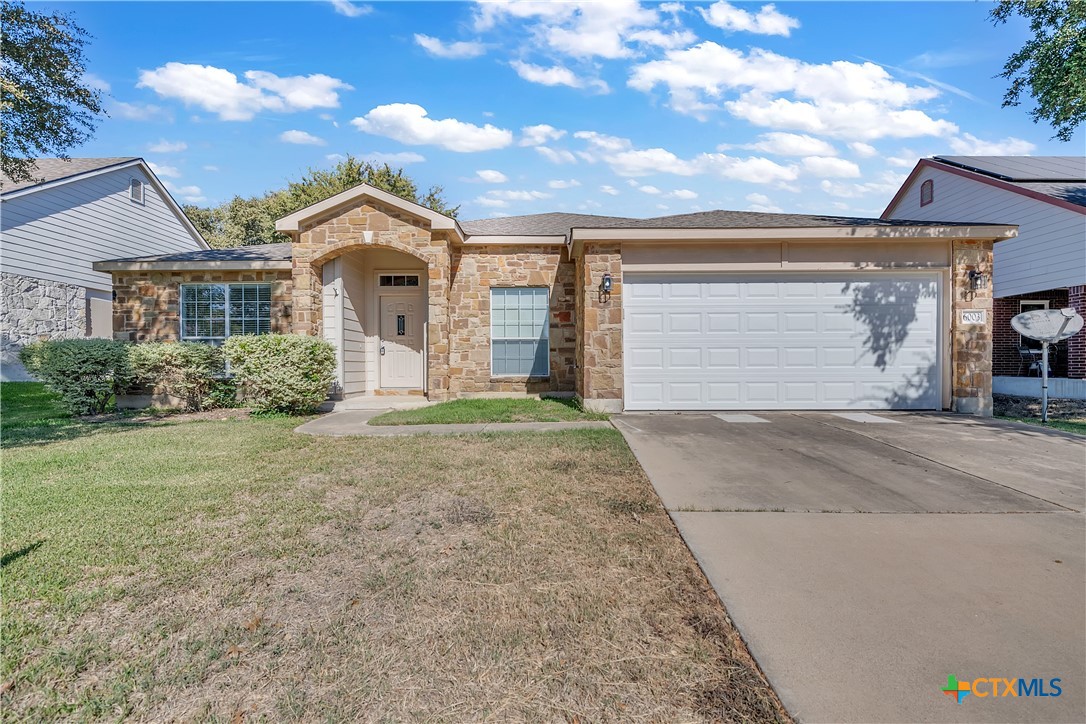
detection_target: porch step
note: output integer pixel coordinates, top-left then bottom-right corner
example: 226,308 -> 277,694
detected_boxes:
329,395 -> 437,411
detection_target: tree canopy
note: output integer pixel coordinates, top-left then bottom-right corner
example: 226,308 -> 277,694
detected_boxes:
1,1 -> 104,184
184,155 -> 459,249
990,0 -> 1085,142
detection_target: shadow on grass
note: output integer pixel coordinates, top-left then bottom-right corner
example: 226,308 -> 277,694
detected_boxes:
2,540 -> 43,569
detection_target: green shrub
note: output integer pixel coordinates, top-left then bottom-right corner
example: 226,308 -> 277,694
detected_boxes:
18,339 -> 133,415
222,334 -> 336,415
205,378 -> 240,410
128,342 -> 226,411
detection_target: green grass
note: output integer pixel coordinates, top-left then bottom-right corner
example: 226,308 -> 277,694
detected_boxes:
996,416 -> 1086,436
369,396 -> 610,426
1,383 -> 783,722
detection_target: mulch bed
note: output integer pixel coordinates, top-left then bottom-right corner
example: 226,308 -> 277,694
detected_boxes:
993,394 -> 1086,421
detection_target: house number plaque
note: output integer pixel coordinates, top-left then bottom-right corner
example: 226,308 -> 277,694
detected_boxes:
960,309 -> 986,325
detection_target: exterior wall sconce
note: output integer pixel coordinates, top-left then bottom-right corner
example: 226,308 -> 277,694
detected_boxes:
599,272 -> 613,303
967,270 -> 988,291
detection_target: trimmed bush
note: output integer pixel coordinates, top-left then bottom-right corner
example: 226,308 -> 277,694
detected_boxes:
18,339 -> 133,415
128,342 -> 226,411
223,334 -> 336,414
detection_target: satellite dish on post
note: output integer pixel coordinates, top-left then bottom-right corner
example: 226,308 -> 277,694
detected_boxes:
1010,307 -> 1084,422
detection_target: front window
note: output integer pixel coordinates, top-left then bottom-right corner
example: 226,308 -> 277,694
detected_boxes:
491,287 -> 549,377
181,283 -> 271,341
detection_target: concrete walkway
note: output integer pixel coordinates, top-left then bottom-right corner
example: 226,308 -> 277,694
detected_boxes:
296,409 -> 613,436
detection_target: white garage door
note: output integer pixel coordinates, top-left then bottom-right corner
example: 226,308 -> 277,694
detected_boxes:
623,273 -> 942,411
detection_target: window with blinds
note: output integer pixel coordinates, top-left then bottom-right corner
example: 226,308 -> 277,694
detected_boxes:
490,287 -> 550,377
181,284 -> 271,341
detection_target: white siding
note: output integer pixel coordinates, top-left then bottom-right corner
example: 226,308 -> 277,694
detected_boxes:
340,253 -> 367,396
1,166 -> 203,291
886,166 -> 1086,297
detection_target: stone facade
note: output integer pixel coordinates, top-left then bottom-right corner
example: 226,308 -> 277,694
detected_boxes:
1,272 -> 87,380
950,239 -> 994,416
448,245 -> 575,395
112,270 -> 292,342
575,243 -> 624,412
290,197 -> 452,400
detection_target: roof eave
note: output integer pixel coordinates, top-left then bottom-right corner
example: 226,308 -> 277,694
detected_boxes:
93,260 -> 292,272
567,223 -> 1019,256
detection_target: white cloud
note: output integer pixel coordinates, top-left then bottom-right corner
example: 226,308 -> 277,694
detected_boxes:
147,139 -> 187,153
849,141 -> 878,157
629,42 -> 956,140
279,129 -> 326,145
627,28 -> 698,49
109,100 -> 171,121
474,196 -> 509,208
547,179 -> 582,189
887,152 -> 919,168
82,72 -> 111,93
745,192 -> 783,212
519,124 -> 567,146
947,133 -> 1037,155
173,185 -> 205,203
326,153 -> 346,163
600,185 -> 619,195
820,170 -> 907,199
800,155 -> 861,178
668,188 -> 698,199
351,103 -> 513,152
638,184 -> 662,195
700,1 -> 799,36
414,34 -> 486,59
485,189 -> 552,201
330,0 -> 372,18
746,132 -> 836,157
138,63 -> 352,121
202,165 -> 220,172
147,162 -> 180,178
368,151 -> 426,164
535,146 -> 578,164
574,129 -> 799,183
510,61 -> 609,92
477,169 -> 509,183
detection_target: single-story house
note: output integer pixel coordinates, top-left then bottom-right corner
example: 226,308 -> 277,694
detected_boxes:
1,157 -> 208,380
93,183 -> 1017,414
883,155 -> 1085,398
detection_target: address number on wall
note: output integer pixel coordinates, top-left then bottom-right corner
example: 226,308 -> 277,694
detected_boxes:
960,309 -> 987,325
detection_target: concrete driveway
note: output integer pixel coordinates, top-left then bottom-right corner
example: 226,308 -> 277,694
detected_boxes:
614,412 -> 1085,723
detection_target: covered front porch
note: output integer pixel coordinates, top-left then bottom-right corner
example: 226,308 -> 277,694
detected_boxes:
320,247 -> 430,400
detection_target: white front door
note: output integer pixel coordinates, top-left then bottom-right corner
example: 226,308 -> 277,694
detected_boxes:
379,295 -> 424,389
623,273 -> 942,411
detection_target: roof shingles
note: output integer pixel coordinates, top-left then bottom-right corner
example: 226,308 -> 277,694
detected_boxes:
1,157 -> 139,194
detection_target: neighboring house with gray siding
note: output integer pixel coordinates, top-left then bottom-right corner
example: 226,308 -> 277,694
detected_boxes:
1,157 -> 207,380
883,156 -> 1086,395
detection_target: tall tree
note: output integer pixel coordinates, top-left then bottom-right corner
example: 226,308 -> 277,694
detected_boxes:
1,1 -> 104,184
187,155 -> 459,249
990,0 -> 1086,142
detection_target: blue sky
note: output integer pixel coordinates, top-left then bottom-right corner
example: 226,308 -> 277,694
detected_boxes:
57,0 -> 1083,220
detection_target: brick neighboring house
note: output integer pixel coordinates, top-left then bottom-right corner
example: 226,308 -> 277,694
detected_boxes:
883,156 -> 1086,398
94,182 -> 1017,414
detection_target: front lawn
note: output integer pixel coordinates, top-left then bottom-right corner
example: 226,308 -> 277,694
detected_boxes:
1,383 -> 784,722
369,396 -> 610,425
993,393 -> 1086,436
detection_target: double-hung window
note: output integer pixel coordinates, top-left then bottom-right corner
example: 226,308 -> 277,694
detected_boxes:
491,287 -> 549,377
180,283 -> 272,342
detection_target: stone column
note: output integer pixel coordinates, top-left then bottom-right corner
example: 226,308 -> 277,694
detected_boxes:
577,243 -> 623,412
951,239 -> 994,416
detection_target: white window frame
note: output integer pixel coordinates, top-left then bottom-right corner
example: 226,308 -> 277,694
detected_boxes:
1019,299 -> 1049,349
180,283 -> 272,342
490,287 -> 550,379
378,273 -> 421,288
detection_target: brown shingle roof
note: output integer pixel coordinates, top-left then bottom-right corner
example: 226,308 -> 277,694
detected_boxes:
1,157 -> 139,194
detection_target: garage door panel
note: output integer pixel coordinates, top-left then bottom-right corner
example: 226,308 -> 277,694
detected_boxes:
623,273 -> 941,411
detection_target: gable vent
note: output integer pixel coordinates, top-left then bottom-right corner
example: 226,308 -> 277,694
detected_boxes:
129,179 -> 144,203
